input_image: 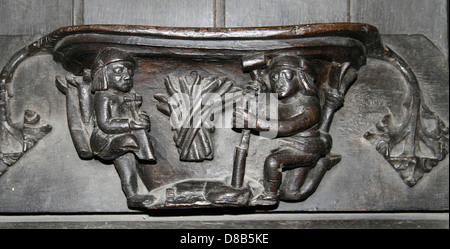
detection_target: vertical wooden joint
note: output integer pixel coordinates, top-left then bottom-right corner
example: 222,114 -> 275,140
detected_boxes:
214,0 -> 226,27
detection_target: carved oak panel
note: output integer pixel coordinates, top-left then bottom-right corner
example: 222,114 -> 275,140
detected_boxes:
0,24 -> 447,212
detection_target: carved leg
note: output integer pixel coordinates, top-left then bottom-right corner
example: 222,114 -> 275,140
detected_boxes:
113,152 -> 156,209
279,167 -> 309,201
113,152 -> 139,198
252,149 -> 320,205
280,154 -> 341,201
264,149 -> 321,193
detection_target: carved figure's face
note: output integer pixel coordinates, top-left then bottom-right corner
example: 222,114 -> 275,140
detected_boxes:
269,66 -> 300,99
105,62 -> 134,92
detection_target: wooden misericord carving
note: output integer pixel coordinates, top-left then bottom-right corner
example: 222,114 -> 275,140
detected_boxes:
0,24 -> 447,210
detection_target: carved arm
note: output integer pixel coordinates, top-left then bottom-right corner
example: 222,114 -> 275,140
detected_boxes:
94,93 -> 132,134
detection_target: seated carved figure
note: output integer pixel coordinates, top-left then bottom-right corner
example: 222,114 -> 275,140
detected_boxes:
89,48 -> 156,206
56,47 -> 157,208
234,55 -> 339,205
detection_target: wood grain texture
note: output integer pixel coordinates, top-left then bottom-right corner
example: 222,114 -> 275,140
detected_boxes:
351,0 -> 448,58
83,0 -> 215,27
0,0 -> 73,35
0,0 -> 447,58
225,0 -> 349,27
214,0 -> 226,27
0,213 -> 448,229
72,0 -> 84,25
1,218 -> 448,229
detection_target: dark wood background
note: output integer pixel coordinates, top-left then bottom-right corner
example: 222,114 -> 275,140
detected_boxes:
0,0 -> 448,59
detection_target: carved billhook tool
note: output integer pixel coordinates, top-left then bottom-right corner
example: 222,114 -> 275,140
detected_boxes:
231,54 -> 267,189
123,93 -> 143,122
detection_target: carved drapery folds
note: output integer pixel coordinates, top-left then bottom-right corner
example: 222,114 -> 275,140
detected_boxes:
0,24 -> 447,210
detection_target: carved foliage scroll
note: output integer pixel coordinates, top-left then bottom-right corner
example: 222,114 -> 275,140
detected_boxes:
365,47 -> 449,186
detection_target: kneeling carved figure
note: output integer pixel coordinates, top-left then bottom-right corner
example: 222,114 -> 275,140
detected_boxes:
234,55 -> 342,205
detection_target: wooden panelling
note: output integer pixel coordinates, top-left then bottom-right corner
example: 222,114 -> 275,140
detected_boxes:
0,213 -> 448,229
0,0 -> 447,57
72,0 -> 84,25
351,0 -> 448,57
225,0 -> 349,27
83,0 -> 215,27
0,0 -> 73,35
214,0 -> 226,27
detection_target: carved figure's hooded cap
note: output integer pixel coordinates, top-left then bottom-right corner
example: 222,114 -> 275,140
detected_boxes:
91,48 -> 137,91
268,55 -> 302,70
268,55 -> 318,96
91,48 -> 137,75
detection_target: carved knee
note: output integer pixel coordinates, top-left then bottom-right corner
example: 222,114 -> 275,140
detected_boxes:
265,156 -> 281,172
264,156 -> 282,181
280,187 -> 302,201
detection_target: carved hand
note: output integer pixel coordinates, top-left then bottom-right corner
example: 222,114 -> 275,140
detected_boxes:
138,111 -> 150,122
129,118 -> 150,130
138,112 -> 151,130
245,78 -> 267,95
233,108 -> 258,130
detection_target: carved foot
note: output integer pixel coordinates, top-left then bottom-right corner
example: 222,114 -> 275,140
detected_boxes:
126,194 -> 156,209
205,183 -> 252,206
250,192 -> 279,206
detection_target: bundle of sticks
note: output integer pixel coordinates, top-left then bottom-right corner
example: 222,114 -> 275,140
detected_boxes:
155,71 -> 241,161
